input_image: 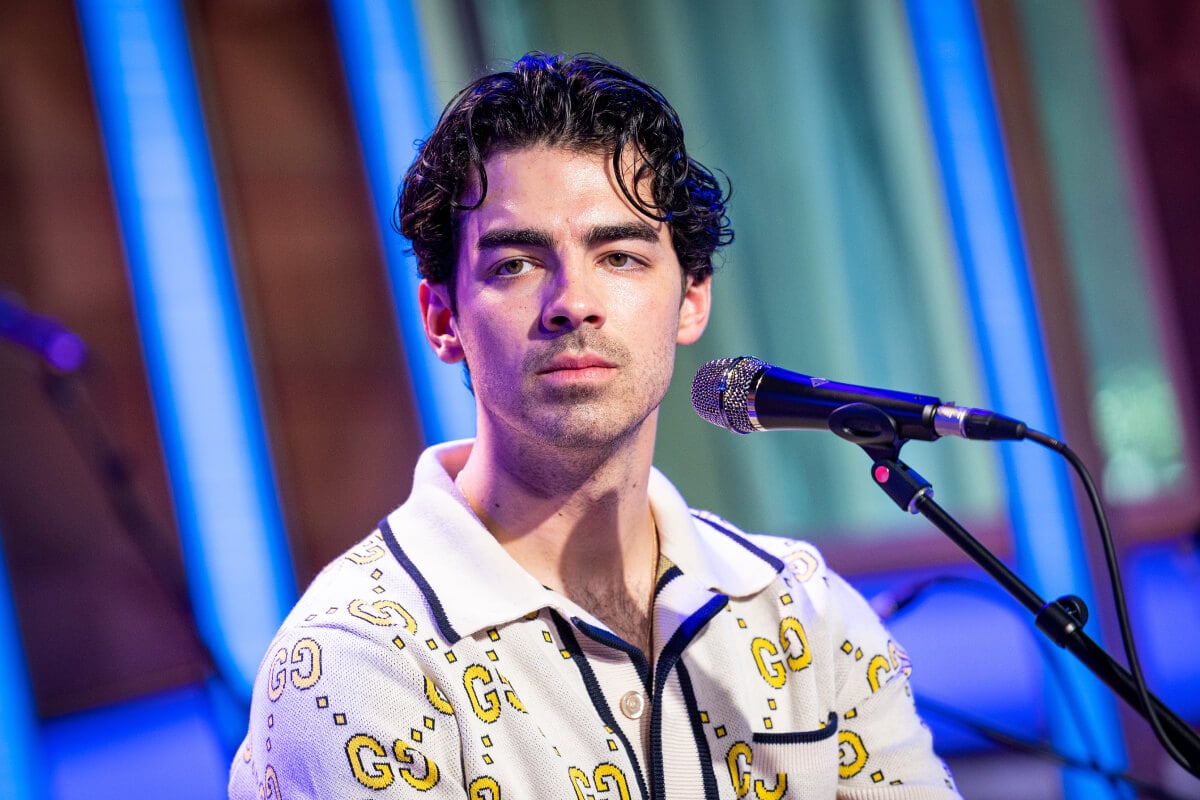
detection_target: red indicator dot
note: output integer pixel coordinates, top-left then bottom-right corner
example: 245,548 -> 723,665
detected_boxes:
873,465 -> 890,484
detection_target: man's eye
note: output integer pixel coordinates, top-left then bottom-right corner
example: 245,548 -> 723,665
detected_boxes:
603,252 -> 637,269
493,258 -> 534,277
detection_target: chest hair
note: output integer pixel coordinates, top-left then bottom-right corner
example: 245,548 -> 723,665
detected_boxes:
568,580 -> 654,655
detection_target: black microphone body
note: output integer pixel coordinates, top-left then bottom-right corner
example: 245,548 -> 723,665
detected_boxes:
691,356 -> 1026,442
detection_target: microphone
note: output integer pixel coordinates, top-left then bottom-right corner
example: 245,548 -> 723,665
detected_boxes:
0,293 -> 88,372
691,356 -> 1026,442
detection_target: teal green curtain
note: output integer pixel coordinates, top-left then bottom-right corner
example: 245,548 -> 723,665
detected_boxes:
1015,0 -> 1186,504
413,0 -> 1004,542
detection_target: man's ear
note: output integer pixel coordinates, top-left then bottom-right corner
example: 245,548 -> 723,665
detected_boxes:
676,273 -> 712,346
419,280 -> 465,363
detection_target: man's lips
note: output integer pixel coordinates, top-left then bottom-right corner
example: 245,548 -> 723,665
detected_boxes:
524,332 -> 629,380
536,353 -> 618,375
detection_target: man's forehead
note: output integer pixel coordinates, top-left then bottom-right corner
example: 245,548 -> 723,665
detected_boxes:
454,145 -> 667,244
456,143 -> 650,209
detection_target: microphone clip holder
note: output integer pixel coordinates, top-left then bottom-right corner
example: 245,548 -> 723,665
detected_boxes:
828,401 -> 936,515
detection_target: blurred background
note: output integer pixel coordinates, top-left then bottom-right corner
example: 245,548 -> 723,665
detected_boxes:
1,0 -> 1199,797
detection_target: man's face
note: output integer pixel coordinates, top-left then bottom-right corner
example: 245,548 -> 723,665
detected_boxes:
419,144 -> 711,452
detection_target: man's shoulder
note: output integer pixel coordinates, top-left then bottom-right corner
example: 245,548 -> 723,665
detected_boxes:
274,529 -> 425,634
299,529 -> 393,591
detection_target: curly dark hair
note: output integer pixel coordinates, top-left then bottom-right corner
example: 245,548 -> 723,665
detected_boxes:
396,52 -> 733,299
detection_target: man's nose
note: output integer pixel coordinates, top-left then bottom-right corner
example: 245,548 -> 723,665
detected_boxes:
541,262 -> 606,332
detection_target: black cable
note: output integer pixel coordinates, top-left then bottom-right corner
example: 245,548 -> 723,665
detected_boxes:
1026,429 -> 1194,776
39,365 -> 238,704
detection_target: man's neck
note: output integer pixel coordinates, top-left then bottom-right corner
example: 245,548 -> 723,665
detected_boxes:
454,425 -> 660,651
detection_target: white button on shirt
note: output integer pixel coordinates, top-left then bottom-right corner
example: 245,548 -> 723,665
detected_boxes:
619,690 -> 647,719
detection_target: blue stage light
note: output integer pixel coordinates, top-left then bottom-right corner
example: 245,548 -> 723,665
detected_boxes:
76,0 -> 296,699
905,1 -> 1129,796
330,0 -> 476,444
0,534 -> 40,800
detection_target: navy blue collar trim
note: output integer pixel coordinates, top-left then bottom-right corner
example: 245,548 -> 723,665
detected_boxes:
649,593 -> 728,800
654,564 -> 683,601
379,517 -> 462,645
551,612 -> 650,800
675,660 -> 721,799
573,617 -> 652,692
690,511 -> 785,572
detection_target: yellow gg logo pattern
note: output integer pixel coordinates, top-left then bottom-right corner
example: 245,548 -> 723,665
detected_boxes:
266,637 -> 321,701
463,664 -> 527,723
751,617 -> 812,689
867,641 -> 909,692
345,733 -> 442,790
348,598 -> 419,631
343,533 -> 387,565
568,763 -> 631,800
725,742 -> 787,800
231,516 -> 957,800
468,775 -> 502,800
838,729 -> 868,779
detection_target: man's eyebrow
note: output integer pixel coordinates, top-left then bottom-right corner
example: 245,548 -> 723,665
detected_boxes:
583,222 -> 660,248
476,227 -> 554,251
474,221 -> 661,252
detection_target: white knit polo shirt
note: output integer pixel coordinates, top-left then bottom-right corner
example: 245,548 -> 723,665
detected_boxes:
229,440 -> 959,799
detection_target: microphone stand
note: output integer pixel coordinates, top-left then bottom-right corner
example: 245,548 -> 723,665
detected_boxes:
827,402 -> 1200,774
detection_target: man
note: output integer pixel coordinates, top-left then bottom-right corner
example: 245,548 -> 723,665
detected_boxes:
230,52 -> 960,799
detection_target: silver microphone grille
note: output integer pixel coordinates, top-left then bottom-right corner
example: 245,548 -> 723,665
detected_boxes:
690,356 -> 769,434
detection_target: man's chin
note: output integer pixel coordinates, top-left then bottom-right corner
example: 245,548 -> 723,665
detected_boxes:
534,408 -> 652,451
538,382 -> 609,402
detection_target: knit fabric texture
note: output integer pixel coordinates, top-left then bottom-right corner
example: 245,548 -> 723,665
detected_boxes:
229,440 -> 960,799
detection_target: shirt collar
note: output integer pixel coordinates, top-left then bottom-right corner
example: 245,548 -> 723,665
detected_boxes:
381,440 -> 782,643
648,466 -> 783,597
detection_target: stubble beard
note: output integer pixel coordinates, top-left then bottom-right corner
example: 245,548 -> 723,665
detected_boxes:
490,329 -> 674,454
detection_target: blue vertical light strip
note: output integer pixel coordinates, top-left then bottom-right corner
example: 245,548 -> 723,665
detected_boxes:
0,539 -> 41,800
903,1 -> 1128,797
75,0 -> 296,700
330,0 -> 476,445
